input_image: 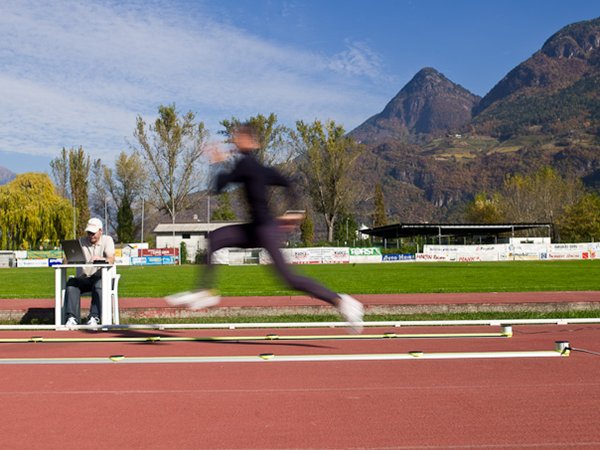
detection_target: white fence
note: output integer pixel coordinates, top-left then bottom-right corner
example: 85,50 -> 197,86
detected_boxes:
418,241 -> 600,262
5,241 -> 600,268
213,247 -> 383,265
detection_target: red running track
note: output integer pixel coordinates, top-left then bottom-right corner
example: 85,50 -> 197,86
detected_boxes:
0,324 -> 599,449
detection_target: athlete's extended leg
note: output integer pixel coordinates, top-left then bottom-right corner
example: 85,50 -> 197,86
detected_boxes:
259,224 -> 339,304
259,223 -> 363,332
166,224 -> 250,309
198,224 -> 250,290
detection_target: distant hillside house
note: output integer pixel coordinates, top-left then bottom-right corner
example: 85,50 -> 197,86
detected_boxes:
153,222 -> 241,261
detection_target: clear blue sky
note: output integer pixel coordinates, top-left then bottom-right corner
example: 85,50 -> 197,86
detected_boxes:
1,0 -> 599,173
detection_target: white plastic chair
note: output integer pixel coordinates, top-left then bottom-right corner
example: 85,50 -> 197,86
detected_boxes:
64,267 -> 120,325
111,273 -> 121,325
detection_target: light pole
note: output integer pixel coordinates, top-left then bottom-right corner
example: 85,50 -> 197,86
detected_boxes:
104,197 -> 108,235
346,218 -> 349,244
72,199 -> 76,239
140,198 -> 145,243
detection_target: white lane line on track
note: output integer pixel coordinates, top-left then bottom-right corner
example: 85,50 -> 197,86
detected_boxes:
1,382 -> 600,396
0,347 -> 569,365
359,443 -> 600,449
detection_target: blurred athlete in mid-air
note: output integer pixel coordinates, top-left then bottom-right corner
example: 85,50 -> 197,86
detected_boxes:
166,123 -> 364,333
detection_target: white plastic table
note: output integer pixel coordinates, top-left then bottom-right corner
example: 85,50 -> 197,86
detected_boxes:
53,264 -> 117,328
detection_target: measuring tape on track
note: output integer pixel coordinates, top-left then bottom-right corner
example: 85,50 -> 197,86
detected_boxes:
0,341 -> 570,365
0,330 -> 512,344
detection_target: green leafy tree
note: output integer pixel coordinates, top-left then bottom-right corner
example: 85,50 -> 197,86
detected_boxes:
220,113 -> 293,167
300,212 -> 314,246
333,212 -> 358,245
69,147 -> 91,236
116,195 -> 135,243
292,119 -> 364,242
0,173 -> 73,249
50,146 -> 91,236
179,241 -> 188,264
220,113 -> 294,217
372,183 -> 387,227
211,191 -> 237,221
558,193 -> 600,242
133,104 -> 208,225
100,152 -> 147,242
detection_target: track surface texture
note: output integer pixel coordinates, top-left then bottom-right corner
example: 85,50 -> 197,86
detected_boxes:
0,322 -> 599,449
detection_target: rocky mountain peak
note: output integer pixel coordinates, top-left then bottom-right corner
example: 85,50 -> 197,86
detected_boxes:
474,16 -> 600,116
402,67 -> 451,93
541,17 -> 600,59
0,166 -> 16,185
350,67 -> 480,144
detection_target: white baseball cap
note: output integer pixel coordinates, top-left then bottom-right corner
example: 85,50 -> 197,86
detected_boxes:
85,218 -> 103,234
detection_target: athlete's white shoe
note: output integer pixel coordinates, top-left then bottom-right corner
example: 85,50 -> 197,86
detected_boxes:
337,294 -> 364,334
165,289 -> 221,310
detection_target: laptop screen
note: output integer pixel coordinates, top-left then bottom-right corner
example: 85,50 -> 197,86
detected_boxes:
61,239 -> 87,264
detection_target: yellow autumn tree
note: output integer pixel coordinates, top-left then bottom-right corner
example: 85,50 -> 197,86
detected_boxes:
0,173 -> 73,250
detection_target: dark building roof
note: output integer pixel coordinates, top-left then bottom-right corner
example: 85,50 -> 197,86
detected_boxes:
361,223 -> 552,240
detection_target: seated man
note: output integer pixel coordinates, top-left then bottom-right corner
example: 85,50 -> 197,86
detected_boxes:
64,218 -> 115,327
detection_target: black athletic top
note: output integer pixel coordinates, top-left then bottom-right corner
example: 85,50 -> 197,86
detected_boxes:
215,152 -> 295,225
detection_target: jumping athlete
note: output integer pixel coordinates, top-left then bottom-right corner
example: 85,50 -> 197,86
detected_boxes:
165,123 -> 364,333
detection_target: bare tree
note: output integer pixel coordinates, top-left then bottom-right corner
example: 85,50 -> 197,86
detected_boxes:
50,147 -> 69,198
89,159 -> 109,226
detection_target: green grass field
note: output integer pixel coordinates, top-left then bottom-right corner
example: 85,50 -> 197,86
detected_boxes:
1,260 -> 599,299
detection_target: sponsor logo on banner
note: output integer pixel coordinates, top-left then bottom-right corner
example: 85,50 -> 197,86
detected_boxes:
458,256 -> 480,262
548,253 -> 582,260
16,259 -> 50,268
131,256 -> 177,265
416,254 -> 448,261
424,246 -> 460,253
474,246 -> 498,252
321,247 -> 349,264
349,247 -> 382,256
290,248 -> 321,264
382,254 -> 415,262
139,248 -> 179,257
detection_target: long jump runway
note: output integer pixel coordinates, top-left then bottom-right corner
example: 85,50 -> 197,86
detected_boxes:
0,324 -> 599,449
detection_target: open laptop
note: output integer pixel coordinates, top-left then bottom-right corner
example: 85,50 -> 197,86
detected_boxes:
61,239 -> 88,264
61,239 -> 109,264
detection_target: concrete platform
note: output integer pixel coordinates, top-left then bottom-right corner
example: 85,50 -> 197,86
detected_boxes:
2,291 -> 600,323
